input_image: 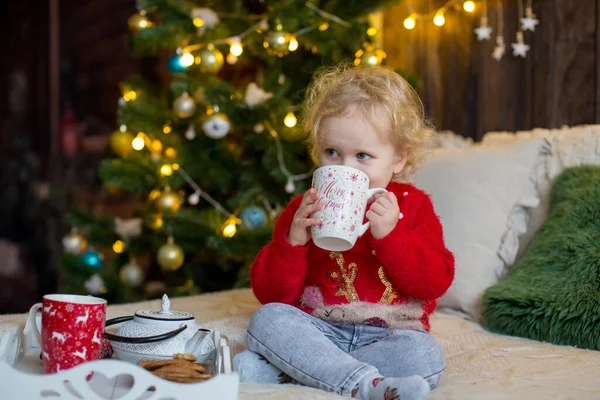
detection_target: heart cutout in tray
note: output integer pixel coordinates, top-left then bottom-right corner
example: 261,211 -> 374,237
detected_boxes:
85,371 -> 136,399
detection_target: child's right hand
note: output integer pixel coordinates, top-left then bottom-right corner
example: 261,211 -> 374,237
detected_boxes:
287,188 -> 323,247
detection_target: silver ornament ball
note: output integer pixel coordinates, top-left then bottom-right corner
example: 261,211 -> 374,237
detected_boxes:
120,261 -> 144,287
173,92 -> 197,119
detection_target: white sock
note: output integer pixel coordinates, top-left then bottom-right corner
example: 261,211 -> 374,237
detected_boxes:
352,373 -> 430,400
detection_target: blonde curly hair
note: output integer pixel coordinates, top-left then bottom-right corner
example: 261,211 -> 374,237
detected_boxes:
302,64 -> 434,181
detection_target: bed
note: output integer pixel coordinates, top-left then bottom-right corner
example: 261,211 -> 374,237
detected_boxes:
2,288 -> 599,399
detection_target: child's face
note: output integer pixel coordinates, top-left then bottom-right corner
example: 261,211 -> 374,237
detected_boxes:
318,105 -> 406,189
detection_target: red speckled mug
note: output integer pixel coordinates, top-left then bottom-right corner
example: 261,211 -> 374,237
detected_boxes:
27,294 -> 107,373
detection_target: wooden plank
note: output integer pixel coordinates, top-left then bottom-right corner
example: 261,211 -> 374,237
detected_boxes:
438,6 -> 475,137
529,0 -> 556,128
552,0 -> 596,126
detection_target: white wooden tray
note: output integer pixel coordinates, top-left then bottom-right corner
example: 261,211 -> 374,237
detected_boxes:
0,322 -> 239,400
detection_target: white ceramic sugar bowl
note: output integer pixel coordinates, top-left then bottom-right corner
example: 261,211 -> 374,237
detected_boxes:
104,294 -> 209,364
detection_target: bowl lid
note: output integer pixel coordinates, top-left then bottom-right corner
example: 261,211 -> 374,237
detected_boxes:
134,294 -> 194,321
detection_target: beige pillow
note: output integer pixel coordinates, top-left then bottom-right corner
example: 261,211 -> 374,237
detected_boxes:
428,130 -> 474,149
482,125 -> 600,260
412,137 -> 550,319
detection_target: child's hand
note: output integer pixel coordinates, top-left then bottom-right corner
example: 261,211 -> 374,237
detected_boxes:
366,192 -> 400,239
287,188 -> 323,247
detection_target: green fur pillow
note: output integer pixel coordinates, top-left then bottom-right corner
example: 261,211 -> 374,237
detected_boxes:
482,165 -> 600,350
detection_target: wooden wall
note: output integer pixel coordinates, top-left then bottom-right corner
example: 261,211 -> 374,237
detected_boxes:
384,0 -> 600,140
60,0 -> 139,129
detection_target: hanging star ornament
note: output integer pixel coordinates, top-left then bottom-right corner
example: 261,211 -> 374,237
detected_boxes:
474,17 -> 492,41
521,7 -> 539,32
512,32 -> 530,58
492,37 -> 506,61
520,16 -> 539,31
475,25 -> 493,41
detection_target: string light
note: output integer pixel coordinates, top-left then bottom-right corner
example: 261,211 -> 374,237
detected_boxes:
264,121 -> 312,193
132,134 -> 145,151
405,0 -> 479,29
433,12 -> 446,26
165,147 -> 177,158
229,37 -> 243,56
367,27 -> 377,36
284,111 -> 297,128
288,36 -> 299,51
222,216 -> 238,238
151,140 -> 163,153
163,124 -> 172,134
193,17 -> 205,28
148,189 -> 161,200
113,240 -> 125,253
160,164 -> 173,176
123,90 -> 137,102
179,52 -> 195,67
404,14 -> 416,30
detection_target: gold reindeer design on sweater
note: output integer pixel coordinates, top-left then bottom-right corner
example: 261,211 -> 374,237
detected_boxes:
328,252 -> 399,304
328,252 -> 359,302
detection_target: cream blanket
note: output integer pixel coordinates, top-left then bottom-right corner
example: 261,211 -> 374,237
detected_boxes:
2,288 -> 599,399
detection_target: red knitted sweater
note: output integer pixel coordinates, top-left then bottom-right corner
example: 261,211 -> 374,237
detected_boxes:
250,182 -> 455,331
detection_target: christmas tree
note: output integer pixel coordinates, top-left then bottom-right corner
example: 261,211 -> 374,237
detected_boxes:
59,0 -> 410,303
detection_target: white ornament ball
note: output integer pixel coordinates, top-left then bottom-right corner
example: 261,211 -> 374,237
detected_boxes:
62,232 -> 87,255
120,261 -> 144,288
285,179 -> 296,193
185,124 -> 196,140
188,191 -> 200,205
253,123 -> 264,134
202,113 -> 231,139
84,274 -> 105,295
173,92 -> 196,119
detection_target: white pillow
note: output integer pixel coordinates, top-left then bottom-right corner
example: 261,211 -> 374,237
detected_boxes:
412,137 -> 550,319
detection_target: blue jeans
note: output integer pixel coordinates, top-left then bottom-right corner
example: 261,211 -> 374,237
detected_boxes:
234,303 -> 445,397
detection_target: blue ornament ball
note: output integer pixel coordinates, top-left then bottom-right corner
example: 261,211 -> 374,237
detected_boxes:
240,205 -> 268,230
80,250 -> 104,271
167,54 -> 186,73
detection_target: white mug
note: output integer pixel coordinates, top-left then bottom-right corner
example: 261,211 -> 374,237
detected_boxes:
310,165 -> 387,251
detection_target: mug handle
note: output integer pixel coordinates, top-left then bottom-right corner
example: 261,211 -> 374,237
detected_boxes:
357,188 -> 388,236
26,303 -> 43,348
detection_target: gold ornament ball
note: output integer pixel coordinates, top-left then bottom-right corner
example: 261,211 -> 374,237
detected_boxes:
197,45 -> 224,74
155,190 -> 181,213
264,30 -> 291,57
173,92 -> 197,119
110,130 -> 135,158
157,239 -> 184,271
355,46 -> 386,66
62,232 -> 87,255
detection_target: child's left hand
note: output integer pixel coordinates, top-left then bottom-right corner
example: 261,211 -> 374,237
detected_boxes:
366,192 -> 400,239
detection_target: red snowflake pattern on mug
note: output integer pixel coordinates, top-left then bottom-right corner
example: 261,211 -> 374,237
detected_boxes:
37,295 -> 106,373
